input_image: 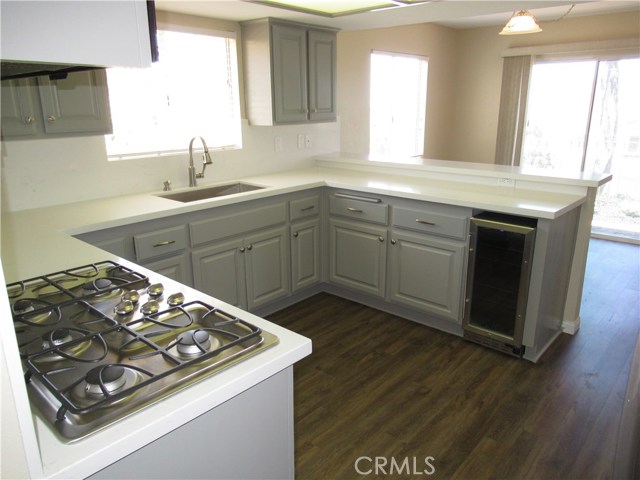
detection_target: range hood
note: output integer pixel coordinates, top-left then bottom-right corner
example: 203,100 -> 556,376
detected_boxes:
1,1 -> 157,81
1,62 -> 100,81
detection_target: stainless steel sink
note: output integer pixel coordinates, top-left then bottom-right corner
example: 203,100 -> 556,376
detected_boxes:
157,183 -> 265,203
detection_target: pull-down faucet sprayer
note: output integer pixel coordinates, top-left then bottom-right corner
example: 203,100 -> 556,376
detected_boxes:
188,136 -> 213,187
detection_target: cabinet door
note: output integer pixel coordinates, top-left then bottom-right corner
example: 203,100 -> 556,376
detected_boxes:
192,238 -> 247,309
271,23 -> 308,124
143,253 -> 192,287
291,219 -> 321,292
37,69 -> 112,135
329,219 -> 387,297
245,226 -> 291,310
1,78 -> 39,136
388,230 -> 466,322
308,29 -> 336,122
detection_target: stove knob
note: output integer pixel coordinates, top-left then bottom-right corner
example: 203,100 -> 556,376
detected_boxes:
147,283 -> 164,298
167,292 -> 185,306
140,300 -> 160,315
122,290 -> 140,304
114,300 -> 134,316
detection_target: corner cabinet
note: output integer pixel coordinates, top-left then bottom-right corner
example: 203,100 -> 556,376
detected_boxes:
241,18 -> 337,125
1,69 -> 112,139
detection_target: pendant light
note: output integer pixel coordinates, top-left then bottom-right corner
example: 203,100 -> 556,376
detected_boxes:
499,10 -> 542,35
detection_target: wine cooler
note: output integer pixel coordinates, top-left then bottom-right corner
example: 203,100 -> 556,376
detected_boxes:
463,212 -> 537,357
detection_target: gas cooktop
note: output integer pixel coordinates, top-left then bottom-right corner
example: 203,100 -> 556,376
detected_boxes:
7,261 -> 278,442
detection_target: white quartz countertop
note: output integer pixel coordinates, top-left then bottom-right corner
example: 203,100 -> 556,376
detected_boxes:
0,157 -> 596,478
2,161 -> 592,281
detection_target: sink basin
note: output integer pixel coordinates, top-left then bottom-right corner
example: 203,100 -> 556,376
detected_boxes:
158,183 -> 265,203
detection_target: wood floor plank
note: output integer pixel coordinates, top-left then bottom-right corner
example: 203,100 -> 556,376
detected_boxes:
268,239 -> 640,479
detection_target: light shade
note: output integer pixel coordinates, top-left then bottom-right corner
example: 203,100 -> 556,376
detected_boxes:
499,10 -> 542,35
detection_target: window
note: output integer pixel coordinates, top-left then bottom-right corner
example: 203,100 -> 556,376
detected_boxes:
521,57 -> 640,239
105,29 -> 242,159
369,51 -> 428,157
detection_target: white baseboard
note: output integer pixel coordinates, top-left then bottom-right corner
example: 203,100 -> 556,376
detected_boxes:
562,315 -> 581,335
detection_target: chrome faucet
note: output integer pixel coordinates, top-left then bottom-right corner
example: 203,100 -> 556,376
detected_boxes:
188,136 -> 213,187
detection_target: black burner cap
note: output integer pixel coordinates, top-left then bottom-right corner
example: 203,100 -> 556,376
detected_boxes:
13,298 -> 34,314
179,330 -> 210,346
43,328 -> 70,341
84,278 -> 113,292
86,365 -> 125,385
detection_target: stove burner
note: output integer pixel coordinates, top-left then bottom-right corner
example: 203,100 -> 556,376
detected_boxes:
83,278 -> 113,294
85,365 -> 127,397
176,330 -> 216,356
42,328 -> 73,349
13,299 -> 36,314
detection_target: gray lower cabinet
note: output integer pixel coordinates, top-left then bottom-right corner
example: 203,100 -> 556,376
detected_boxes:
290,218 -> 321,292
328,218 -> 387,297
141,254 -> 192,286
1,69 -> 112,138
192,226 -> 290,311
387,230 -> 466,322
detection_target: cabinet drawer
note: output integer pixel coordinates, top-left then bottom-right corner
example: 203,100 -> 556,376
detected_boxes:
134,225 -> 188,262
190,202 -> 287,247
392,206 -> 468,239
329,193 -> 388,225
290,195 -> 320,221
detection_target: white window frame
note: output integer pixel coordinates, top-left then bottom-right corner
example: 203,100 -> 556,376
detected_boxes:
105,27 -> 242,161
369,50 -> 428,158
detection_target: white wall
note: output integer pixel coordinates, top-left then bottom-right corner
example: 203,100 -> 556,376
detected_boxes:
0,10 -> 340,212
337,23 -> 457,159
0,120 -> 339,211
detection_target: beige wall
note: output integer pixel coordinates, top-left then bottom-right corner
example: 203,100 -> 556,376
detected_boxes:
449,10 -> 640,164
337,10 -> 640,163
337,23 -> 457,159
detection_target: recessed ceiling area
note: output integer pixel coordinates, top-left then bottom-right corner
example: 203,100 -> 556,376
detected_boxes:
155,0 -> 640,31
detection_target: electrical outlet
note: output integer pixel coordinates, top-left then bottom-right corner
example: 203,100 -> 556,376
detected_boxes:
498,177 -> 515,187
305,134 -> 312,149
297,134 -> 305,149
274,136 -> 283,152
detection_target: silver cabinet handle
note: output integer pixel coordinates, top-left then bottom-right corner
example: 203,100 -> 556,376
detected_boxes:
47,115 -> 56,123
390,239 -> 396,245
378,236 -> 384,242
24,116 -> 34,125
334,193 -> 381,203
416,219 -> 436,226
347,207 -> 364,213
240,247 -> 246,253
301,205 -> 315,212
293,231 -> 299,238
247,244 -> 253,251
153,240 -> 176,247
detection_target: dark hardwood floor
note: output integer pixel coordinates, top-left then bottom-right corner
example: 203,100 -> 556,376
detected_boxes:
267,239 -> 640,480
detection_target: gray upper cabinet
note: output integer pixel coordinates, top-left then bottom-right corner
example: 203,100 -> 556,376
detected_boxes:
271,23 -> 308,124
307,29 -> 336,122
242,18 -> 337,125
1,78 -> 39,136
1,69 -> 112,139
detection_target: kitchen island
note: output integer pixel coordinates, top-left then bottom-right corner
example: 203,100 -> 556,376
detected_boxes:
1,156 -> 609,479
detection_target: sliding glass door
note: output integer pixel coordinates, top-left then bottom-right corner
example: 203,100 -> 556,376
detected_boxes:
521,57 -> 640,242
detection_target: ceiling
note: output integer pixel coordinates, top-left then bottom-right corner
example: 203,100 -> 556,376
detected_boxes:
155,0 -> 640,31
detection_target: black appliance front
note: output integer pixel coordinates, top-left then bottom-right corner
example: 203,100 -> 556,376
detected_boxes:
463,212 -> 537,357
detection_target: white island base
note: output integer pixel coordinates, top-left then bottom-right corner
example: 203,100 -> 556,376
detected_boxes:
89,367 -> 294,479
